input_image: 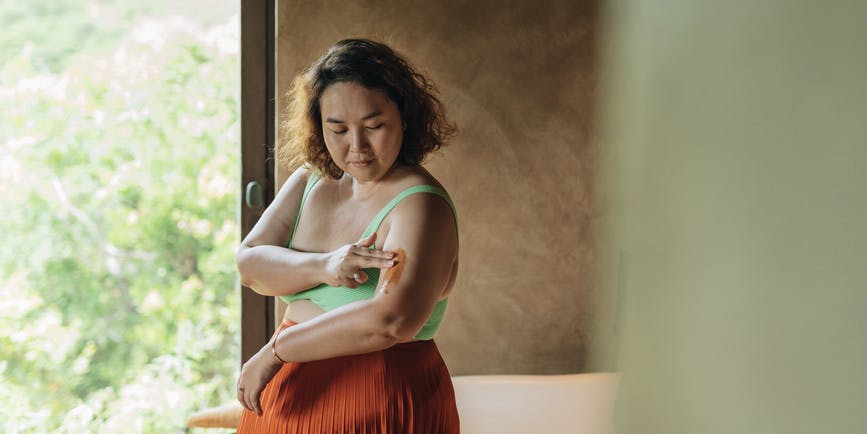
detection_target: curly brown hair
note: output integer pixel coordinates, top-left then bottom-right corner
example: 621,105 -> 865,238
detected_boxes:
279,39 -> 456,179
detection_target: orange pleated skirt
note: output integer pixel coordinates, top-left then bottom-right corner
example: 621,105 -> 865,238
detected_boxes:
236,321 -> 460,433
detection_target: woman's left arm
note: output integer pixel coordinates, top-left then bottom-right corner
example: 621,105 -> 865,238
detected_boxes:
238,193 -> 457,414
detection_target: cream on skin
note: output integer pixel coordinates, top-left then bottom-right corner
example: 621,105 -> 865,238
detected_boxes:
377,248 -> 407,295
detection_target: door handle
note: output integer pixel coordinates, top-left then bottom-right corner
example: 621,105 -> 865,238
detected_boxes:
245,181 -> 265,208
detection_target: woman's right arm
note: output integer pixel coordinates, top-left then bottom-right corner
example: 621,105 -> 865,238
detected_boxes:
236,168 -> 396,297
236,167 -> 327,297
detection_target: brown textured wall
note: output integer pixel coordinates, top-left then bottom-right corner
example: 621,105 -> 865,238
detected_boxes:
276,0 -> 597,374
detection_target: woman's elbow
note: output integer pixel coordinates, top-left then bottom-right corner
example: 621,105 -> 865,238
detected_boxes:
235,245 -> 256,289
378,307 -> 427,344
387,325 -> 418,344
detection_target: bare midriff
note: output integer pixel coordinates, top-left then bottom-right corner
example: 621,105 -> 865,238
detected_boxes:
283,299 -> 327,324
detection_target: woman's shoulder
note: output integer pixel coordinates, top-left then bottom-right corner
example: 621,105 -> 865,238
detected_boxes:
271,166 -> 318,209
380,166 -> 458,252
281,165 -> 314,188
383,166 -> 455,224
388,165 -> 448,194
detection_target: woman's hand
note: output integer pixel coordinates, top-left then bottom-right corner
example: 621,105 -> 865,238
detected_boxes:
237,344 -> 283,416
322,232 -> 395,288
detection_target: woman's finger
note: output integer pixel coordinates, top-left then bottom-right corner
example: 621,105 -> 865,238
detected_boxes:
245,388 -> 258,415
251,388 -> 262,415
354,247 -> 394,258
354,232 -> 377,248
237,386 -> 247,410
349,245 -> 389,258
353,270 -> 368,284
357,256 -> 396,269
336,274 -> 358,288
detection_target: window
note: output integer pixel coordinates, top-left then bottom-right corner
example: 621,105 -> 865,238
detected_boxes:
0,1 -> 241,431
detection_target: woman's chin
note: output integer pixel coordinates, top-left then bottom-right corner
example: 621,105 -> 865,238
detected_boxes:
344,161 -> 392,181
340,157 -> 403,183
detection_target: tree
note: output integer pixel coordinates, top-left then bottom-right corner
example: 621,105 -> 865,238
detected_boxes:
0,7 -> 240,433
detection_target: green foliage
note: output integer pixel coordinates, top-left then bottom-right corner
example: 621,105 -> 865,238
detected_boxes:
0,3 -> 240,432
0,0 -> 237,73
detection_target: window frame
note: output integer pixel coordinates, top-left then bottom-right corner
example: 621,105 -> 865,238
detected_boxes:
239,0 -> 277,363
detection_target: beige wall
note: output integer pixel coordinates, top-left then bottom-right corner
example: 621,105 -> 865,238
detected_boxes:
593,1 -> 866,432
276,0 -> 598,374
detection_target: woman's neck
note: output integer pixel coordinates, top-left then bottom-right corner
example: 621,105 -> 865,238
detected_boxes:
344,165 -> 403,201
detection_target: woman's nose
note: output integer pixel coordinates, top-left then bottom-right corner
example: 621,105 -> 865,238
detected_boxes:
348,129 -> 369,151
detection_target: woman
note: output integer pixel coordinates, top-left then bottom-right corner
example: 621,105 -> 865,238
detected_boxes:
234,39 -> 460,433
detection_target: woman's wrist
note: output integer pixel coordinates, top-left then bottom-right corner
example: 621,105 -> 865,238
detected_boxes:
271,333 -> 289,364
312,252 -> 331,285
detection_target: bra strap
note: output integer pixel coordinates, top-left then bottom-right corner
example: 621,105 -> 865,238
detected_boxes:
361,185 -> 458,248
288,170 -> 322,246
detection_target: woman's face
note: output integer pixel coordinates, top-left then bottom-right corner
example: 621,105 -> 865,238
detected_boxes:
319,82 -> 404,183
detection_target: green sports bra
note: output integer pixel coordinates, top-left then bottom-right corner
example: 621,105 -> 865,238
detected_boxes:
280,171 -> 458,340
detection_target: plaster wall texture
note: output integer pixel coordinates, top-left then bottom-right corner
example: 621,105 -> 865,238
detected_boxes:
276,0 -> 598,374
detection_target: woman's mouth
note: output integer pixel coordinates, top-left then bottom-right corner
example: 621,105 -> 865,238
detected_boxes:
349,158 -> 374,167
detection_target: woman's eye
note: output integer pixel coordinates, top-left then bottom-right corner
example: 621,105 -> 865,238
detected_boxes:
330,129 -> 348,135
365,124 -> 383,130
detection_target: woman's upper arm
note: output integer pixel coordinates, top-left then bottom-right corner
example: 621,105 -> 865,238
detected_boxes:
240,167 -> 311,249
372,193 -> 458,339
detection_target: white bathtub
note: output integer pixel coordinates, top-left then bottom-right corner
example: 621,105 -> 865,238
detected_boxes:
452,373 -> 621,434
